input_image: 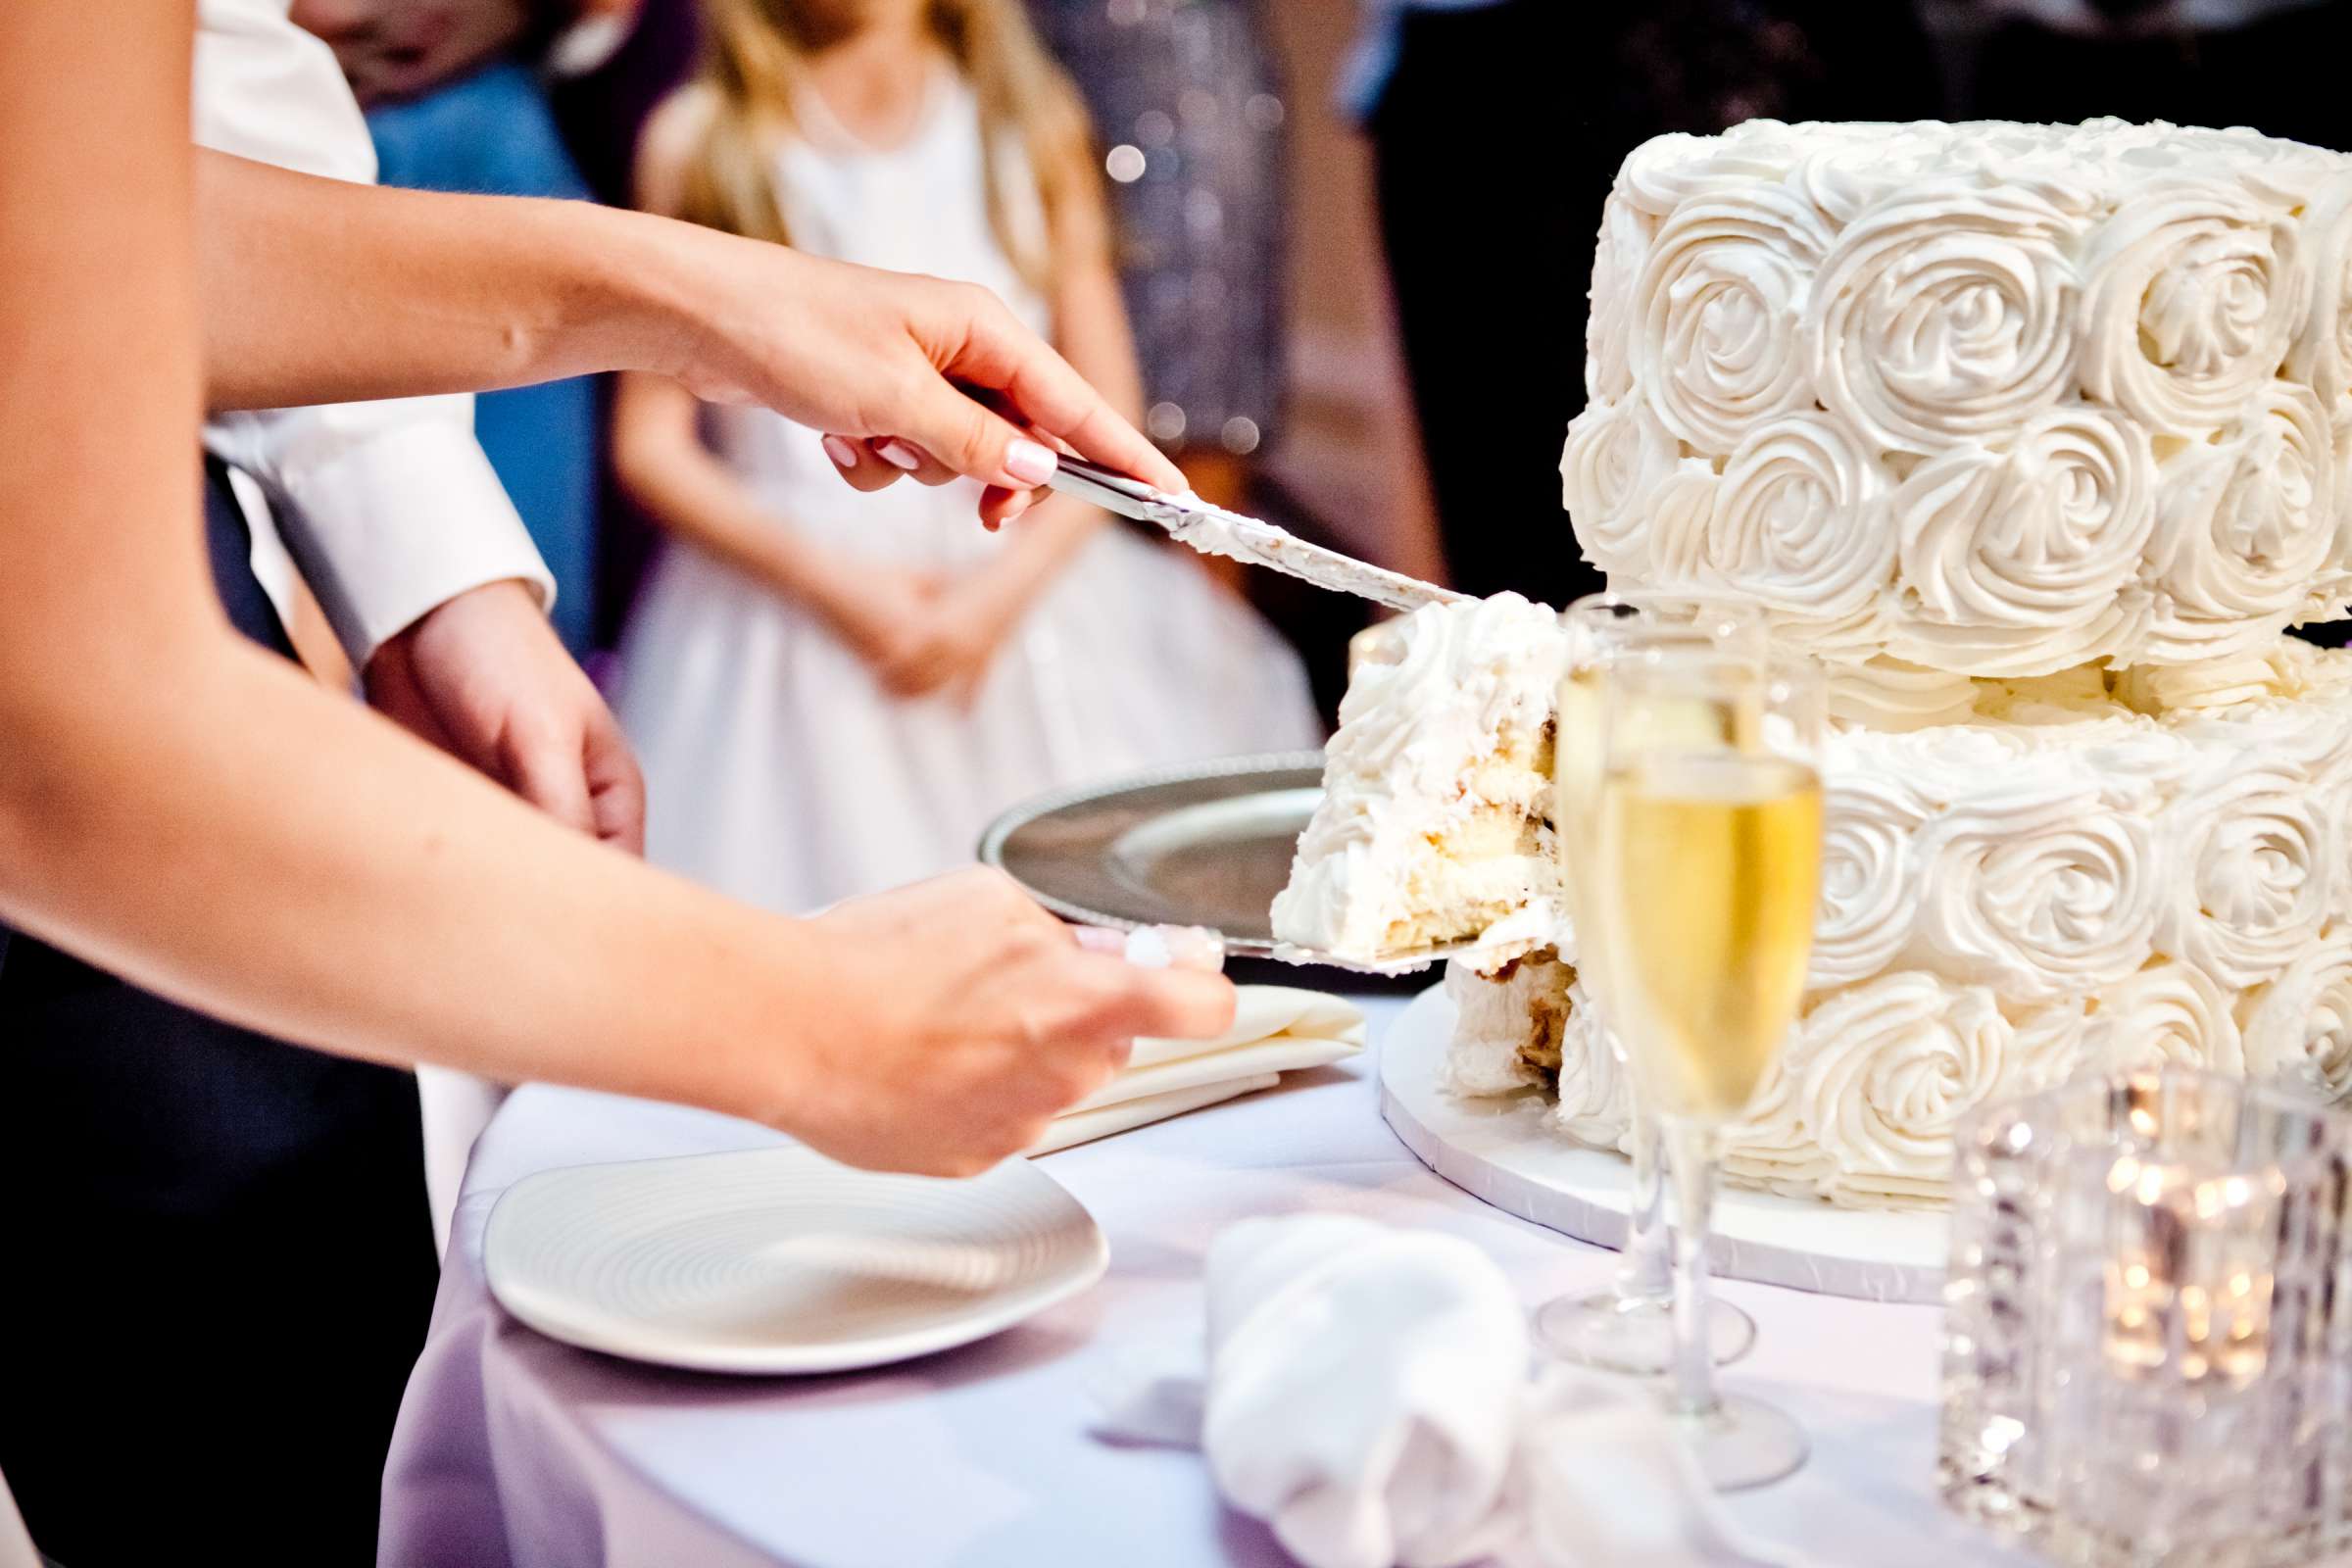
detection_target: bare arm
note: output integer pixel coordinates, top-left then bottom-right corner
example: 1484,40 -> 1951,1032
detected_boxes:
195,149 -> 1187,519
610,368 -> 864,610
608,112 -> 902,631
0,4 -> 1229,1176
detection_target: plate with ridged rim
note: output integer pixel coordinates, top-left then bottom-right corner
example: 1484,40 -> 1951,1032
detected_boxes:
978,752 -> 1329,954
484,1147 -> 1108,1374
1380,985 -> 1949,1304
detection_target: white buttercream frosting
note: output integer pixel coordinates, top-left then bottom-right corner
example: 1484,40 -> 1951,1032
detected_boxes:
1548,976 -> 1635,1151
2242,923 -> 2352,1102
1908,754 -> 2163,1002
1706,412 -> 1894,620
1374,117 -> 2352,1211
1568,118 -> 2352,675
1272,595 -> 1565,962
1442,648 -> 2352,1207
2077,958 -> 2247,1078
1783,972 -> 2018,1208
1807,731 -> 1929,989
1824,658 -> 1979,731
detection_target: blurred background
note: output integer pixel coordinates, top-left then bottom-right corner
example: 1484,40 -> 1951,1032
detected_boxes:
279,0 -> 2352,908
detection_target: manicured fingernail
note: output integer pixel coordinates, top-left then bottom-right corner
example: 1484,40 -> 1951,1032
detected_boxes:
1123,925 -> 1227,973
1071,925 -> 1128,955
822,435 -> 860,469
1005,439 -> 1058,486
878,439 -> 924,471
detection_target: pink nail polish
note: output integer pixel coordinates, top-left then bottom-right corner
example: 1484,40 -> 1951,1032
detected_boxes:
1070,925 -> 1127,955
1004,439 -> 1058,486
821,435 -> 860,469
878,440 -> 924,471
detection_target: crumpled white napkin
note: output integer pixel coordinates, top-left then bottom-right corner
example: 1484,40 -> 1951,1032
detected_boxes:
1093,1215 -> 1804,1568
1030,989 -> 1364,1155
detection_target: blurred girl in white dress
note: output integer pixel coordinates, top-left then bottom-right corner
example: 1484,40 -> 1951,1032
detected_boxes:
613,0 -> 1321,912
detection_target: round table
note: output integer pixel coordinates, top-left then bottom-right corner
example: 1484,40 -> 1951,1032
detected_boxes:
376,994 -> 2034,1568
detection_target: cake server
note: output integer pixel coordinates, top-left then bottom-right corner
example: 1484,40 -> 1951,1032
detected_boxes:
1045,454 -> 1465,612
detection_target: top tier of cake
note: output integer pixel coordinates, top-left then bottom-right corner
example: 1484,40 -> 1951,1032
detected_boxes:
1564,118 -> 2352,676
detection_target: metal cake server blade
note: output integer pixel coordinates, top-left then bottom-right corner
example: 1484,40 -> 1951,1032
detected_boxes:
1046,454 -> 1464,613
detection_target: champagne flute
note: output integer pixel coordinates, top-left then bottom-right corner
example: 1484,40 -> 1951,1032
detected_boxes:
1595,649 -> 1824,1491
1535,592 -> 1765,1375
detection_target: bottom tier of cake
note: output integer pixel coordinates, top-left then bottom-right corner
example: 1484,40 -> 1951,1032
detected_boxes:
1446,641 -> 2352,1209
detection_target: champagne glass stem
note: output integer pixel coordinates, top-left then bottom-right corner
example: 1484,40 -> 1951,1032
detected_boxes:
1618,1100 -> 1673,1303
1665,1115 -> 1722,1421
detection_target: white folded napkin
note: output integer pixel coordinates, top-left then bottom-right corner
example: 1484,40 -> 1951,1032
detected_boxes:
1094,1215 -> 1802,1568
1032,988 -> 1364,1154
1029,1073 -> 1280,1155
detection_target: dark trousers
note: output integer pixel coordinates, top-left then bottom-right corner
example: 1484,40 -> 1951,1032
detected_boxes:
0,462 -> 438,1566
1367,0 -> 1940,604
1369,1 -> 1606,605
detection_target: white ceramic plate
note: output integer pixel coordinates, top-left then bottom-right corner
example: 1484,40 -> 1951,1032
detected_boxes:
1381,985 -> 1948,1304
484,1146 -> 1108,1375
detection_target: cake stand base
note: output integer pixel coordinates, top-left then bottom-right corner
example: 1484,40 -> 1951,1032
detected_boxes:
1378,985 -> 1948,1304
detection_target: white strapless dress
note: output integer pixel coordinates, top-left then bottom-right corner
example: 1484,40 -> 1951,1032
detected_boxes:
615,76 -> 1320,914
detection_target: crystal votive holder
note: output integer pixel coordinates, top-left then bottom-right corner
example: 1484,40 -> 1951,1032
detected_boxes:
1939,1069 -> 2352,1568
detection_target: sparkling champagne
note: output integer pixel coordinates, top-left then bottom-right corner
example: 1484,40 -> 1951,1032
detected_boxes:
1599,752 -> 1822,1123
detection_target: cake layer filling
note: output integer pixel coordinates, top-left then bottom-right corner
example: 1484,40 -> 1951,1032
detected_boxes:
1272,594 -> 1565,961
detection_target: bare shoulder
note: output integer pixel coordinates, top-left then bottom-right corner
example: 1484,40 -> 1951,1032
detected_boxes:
634,84 -> 721,217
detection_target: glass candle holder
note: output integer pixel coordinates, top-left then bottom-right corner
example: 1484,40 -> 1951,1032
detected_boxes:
1939,1069 -> 2352,1568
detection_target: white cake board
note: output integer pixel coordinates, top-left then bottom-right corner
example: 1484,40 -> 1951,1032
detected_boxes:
1379,985 -> 1949,1304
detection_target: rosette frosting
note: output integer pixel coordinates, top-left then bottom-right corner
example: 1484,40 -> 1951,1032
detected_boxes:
1569,118 -> 2352,672
1807,758 -> 1929,990
1614,124 -> 1802,218
2148,382 -> 2336,638
2241,923 -> 2352,1103
1891,408 -> 2155,653
2286,179 -> 2352,404
1909,760 -> 2162,1001
1781,972 -> 2016,1207
2156,756 -> 2337,990
1558,399 -> 1684,578
1585,194 -> 1654,402
1806,182 -> 2082,456
1718,1056 -> 1833,1196
1705,413 -> 1893,619
2078,181 -> 2308,437
1634,185 -> 1833,452
1429,119 -> 2352,1212
2078,960 -> 2247,1077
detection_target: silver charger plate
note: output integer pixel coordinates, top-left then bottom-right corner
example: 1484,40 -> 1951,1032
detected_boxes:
978,753 -> 1326,956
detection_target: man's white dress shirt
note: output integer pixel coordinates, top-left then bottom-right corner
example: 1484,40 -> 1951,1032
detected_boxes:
193,0 -> 551,1255
193,0 -> 555,665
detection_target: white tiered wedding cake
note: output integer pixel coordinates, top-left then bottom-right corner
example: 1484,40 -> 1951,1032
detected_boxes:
1277,118 -> 2352,1209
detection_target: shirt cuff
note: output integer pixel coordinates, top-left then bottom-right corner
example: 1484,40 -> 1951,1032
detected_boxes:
222,416 -> 558,666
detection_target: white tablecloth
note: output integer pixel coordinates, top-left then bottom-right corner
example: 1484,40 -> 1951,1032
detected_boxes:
377,996 -> 2033,1568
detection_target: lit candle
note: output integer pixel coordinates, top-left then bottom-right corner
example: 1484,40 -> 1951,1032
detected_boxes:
2101,1154 -> 2274,1388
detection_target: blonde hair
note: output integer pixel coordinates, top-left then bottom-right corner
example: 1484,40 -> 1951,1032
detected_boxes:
678,0 -> 1100,296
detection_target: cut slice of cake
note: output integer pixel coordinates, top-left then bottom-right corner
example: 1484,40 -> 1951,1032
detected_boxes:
1272,593 -> 1567,964
1444,948 -> 1576,1095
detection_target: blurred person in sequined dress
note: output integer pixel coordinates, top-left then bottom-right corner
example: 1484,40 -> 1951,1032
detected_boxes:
1028,0 -> 1286,525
